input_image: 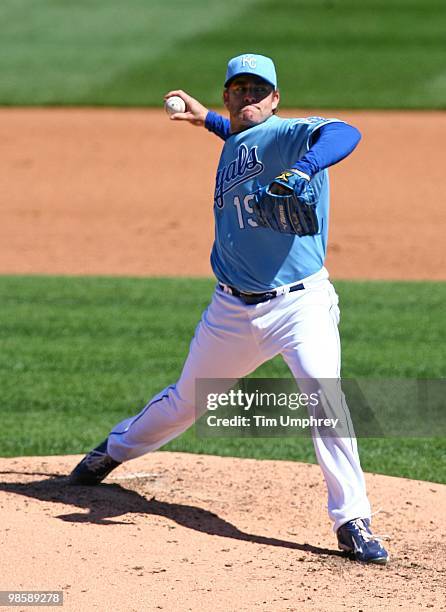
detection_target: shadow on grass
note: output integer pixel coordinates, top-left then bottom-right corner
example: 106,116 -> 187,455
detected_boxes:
0,471 -> 342,559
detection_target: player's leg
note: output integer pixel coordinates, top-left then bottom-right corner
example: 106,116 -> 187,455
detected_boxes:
70,288 -> 266,483
279,280 -> 372,532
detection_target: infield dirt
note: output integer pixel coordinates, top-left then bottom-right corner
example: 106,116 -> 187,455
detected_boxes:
1,109 -> 445,279
0,109 -> 445,611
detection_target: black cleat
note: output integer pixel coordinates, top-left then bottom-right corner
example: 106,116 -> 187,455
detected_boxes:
337,518 -> 389,564
68,439 -> 121,485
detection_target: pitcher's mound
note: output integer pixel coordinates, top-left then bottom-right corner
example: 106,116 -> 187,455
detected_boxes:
0,452 -> 444,611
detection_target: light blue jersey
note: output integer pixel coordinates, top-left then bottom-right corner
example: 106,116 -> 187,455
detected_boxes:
210,114 -> 340,292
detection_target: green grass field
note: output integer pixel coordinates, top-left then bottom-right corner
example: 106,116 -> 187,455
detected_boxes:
0,0 -> 445,108
0,275 -> 444,483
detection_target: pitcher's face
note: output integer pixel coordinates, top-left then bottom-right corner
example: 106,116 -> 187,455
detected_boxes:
224,75 -> 280,132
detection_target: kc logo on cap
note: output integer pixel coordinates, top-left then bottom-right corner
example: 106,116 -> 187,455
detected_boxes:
241,55 -> 257,69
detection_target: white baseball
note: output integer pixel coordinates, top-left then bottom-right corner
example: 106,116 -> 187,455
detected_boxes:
164,96 -> 186,115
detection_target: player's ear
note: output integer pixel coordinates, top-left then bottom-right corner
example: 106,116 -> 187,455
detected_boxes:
272,89 -> 280,112
223,89 -> 229,109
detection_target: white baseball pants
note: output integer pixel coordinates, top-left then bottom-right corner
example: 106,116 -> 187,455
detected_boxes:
108,268 -> 371,531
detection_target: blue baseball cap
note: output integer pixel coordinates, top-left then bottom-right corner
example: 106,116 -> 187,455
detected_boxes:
224,53 -> 277,89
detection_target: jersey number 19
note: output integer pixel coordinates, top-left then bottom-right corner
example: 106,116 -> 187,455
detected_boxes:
233,195 -> 258,230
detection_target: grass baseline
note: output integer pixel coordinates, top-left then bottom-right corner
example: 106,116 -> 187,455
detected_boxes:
0,274 -> 444,483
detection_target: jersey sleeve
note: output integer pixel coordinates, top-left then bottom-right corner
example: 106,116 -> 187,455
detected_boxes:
292,121 -> 361,178
276,116 -> 343,168
205,111 -> 231,141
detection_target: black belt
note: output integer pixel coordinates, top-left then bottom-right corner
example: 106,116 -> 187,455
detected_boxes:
219,282 -> 305,305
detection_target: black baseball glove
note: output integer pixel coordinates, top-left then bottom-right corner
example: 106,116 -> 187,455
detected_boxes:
252,169 -> 319,236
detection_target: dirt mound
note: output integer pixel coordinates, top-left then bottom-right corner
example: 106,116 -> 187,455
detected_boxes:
0,452 -> 444,611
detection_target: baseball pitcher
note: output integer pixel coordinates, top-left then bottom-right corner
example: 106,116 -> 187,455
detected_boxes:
69,54 -> 389,564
